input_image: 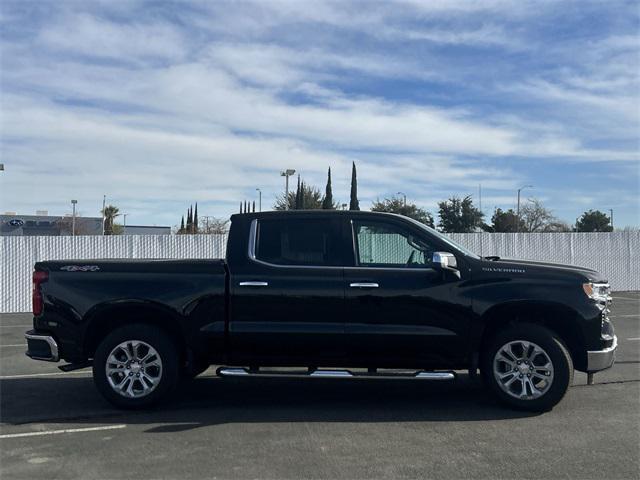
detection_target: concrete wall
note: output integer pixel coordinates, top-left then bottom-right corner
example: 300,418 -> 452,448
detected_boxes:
1,231 -> 637,313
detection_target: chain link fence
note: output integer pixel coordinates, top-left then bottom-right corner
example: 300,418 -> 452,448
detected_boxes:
1,231 -> 637,312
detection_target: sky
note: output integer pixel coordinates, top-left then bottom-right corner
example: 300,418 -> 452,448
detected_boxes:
1,0 -> 639,229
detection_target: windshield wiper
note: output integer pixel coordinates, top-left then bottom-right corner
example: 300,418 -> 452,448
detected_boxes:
483,256 -> 501,261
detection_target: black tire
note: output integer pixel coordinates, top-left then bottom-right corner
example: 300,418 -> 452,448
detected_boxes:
481,323 -> 573,412
93,324 -> 180,409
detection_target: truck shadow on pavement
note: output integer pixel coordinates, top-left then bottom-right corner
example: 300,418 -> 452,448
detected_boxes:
1,374 -> 541,431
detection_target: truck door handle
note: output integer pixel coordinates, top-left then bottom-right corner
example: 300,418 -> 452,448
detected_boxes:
349,282 -> 379,288
239,281 -> 269,287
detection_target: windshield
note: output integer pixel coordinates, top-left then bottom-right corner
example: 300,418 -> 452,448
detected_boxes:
403,217 -> 481,259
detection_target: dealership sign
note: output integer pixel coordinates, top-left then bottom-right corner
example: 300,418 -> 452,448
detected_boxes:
7,219 -> 24,227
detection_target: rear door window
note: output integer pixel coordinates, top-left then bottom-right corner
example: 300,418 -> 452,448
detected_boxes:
256,218 -> 343,266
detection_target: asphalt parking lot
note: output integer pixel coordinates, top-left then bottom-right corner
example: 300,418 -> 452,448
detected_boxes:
1,294 -> 639,480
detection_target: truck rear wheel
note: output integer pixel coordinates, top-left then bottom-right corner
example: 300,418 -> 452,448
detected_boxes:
481,323 -> 573,412
93,324 -> 179,409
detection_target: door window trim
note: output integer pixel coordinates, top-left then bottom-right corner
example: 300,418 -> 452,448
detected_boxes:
247,219 -> 344,270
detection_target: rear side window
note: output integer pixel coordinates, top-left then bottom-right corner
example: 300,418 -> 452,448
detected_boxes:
256,218 -> 342,266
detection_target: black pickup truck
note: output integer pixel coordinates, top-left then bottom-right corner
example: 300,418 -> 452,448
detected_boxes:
25,211 -> 616,411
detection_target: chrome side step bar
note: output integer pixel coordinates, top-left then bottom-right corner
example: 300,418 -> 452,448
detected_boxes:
216,367 -> 455,381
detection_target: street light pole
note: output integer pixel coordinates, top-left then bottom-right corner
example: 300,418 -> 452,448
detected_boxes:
256,188 -> 262,212
123,213 -> 128,233
397,192 -> 406,207
71,200 -> 77,236
280,169 -> 296,210
516,185 -> 533,233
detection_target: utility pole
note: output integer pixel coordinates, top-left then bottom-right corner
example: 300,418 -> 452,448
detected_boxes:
610,209 -> 614,230
256,188 -> 262,212
71,200 -> 77,236
123,213 -> 128,233
280,169 -> 295,210
516,185 -> 533,233
101,195 -> 106,235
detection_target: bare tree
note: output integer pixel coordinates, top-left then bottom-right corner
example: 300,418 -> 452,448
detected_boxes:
56,215 -> 95,235
199,216 -> 230,234
543,220 -> 572,232
520,199 -> 563,232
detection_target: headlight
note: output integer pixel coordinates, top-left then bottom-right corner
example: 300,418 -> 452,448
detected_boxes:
582,282 -> 611,302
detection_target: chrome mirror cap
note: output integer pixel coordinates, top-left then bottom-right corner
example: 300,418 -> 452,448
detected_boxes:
432,252 -> 460,278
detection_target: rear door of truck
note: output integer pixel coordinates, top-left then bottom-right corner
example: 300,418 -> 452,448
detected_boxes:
228,214 -> 346,363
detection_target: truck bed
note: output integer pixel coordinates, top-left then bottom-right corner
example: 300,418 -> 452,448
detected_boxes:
32,258 -> 228,363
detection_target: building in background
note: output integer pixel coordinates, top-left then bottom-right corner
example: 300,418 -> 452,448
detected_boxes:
122,225 -> 171,235
1,212 -> 171,236
0,212 -> 102,236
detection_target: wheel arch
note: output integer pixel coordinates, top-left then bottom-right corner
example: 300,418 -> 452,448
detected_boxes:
82,301 -> 187,360
476,300 -> 587,371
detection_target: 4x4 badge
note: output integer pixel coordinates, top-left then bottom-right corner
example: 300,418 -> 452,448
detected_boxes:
60,265 -> 100,272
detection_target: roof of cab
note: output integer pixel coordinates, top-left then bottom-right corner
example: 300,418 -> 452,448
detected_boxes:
230,210 -> 404,222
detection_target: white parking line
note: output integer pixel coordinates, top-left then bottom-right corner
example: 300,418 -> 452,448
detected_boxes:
627,338 -> 640,341
0,344 -> 26,347
0,325 -> 32,328
0,425 -> 126,439
611,314 -> 640,318
612,296 -> 640,301
0,371 -> 91,380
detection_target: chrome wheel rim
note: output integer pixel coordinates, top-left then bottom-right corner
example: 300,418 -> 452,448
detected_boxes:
105,340 -> 163,398
493,340 -> 554,400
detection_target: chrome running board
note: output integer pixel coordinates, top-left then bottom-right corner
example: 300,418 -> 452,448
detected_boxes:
216,367 -> 455,381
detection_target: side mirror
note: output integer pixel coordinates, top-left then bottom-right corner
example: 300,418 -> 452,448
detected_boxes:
432,252 -> 460,279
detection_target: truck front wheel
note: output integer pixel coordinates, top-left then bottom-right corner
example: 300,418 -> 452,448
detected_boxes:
93,324 -> 179,408
481,323 -> 573,412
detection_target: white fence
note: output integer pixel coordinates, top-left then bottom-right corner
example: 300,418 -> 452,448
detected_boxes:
1,232 -> 638,313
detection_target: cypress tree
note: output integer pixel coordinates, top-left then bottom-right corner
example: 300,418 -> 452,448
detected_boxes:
252,201 -> 256,212
194,203 -> 198,233
186,206 -> 192,233
300,181 -> 305,209
322,167 -> 333,209
240,202 -> 243,213
349,162 -> 360,210
180,216 -> 185,234
295,175 -> 301,210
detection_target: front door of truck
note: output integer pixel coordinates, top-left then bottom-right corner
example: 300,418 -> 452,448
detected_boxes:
343,218 -> 468,367
229,216 -> 346,363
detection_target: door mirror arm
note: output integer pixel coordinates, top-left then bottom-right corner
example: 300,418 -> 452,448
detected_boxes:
432,252 -> 461,279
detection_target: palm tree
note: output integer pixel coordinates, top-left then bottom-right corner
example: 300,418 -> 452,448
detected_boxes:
102,205 -> 120,235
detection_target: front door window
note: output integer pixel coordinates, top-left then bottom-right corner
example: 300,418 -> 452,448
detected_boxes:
353,221 -> 434,268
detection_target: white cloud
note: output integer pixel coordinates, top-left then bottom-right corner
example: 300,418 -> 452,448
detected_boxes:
38,13 -> 188,62
1,0 -> 638,226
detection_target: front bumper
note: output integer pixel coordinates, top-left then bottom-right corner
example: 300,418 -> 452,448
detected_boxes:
587,335 -> 617,372
25,330 -> 59,362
